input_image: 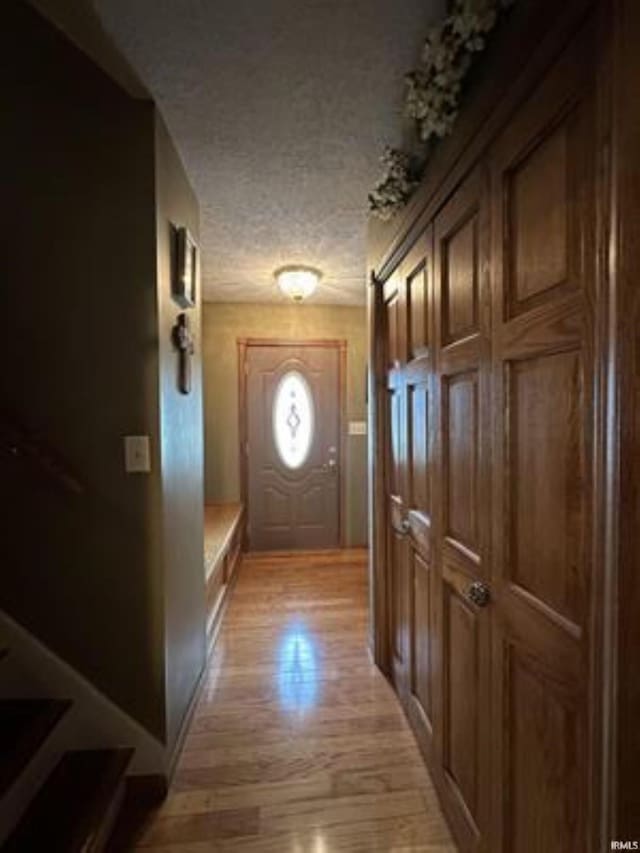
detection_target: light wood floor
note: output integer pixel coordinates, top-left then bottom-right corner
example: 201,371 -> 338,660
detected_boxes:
135,550 -> 455,852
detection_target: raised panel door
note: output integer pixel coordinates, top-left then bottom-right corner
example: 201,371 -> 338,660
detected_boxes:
383,273 -> 410,695
433,167 -> 491,852
373,10 -> 605,853
403,231 -> 438,761
489,22 -> 596,853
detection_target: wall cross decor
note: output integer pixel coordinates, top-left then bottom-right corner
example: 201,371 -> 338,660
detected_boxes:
171,312 -> 194,395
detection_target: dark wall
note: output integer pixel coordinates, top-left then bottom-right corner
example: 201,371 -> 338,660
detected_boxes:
1,1 -> 166,737
29,0 -> 148,98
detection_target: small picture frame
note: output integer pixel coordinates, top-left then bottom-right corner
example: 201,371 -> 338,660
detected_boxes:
172,225 -> 198,308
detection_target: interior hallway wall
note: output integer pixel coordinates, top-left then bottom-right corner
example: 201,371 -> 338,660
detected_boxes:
154,116 -> 206,757
2,2 -> 206,759
2,0 -> 166,738
203,303 -> 368,547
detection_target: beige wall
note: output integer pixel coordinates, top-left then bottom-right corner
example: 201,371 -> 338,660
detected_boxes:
154,117 -> 206,757
203,303 -> 368,546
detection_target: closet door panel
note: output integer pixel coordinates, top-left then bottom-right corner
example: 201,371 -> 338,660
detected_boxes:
444,371 -> 479,553
411,547 -> 434,728
434,168 -> 491,852
405,239 -> 434,544
408,260 -> 430,359
505,641 -> 582,853
402,231 -> 438,760
442,585 -> 480,818
373,8 -> 605,853
442,212 -> 479,345
407,379 -> 431,555
489,21 -> 596,853
384,273 -> 410,695
508,349 -> 584,622
390,527 -> 409,670
508,121 -> 569,308
387,385 -> 403,525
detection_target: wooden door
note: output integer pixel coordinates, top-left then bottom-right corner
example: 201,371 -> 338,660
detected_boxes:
488,22 -> 597,853
383,271 -> 410,696
401,231 -> 439,766
372,6 -> 611,852
383,224 -> 444,770
244,343 -> 342,551
433,167 -> 492,851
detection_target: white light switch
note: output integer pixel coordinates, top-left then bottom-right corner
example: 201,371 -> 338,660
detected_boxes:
124,435 -> 151,473
348,421 -> 367,436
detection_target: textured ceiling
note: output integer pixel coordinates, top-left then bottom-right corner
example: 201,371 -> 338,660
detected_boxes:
93,0 -> 443,305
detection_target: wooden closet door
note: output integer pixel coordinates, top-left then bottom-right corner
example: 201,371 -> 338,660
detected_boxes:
489,22 -> 597,853
401,230 -> 438,762
383,271 -> 410,696
433,167 -> 492,852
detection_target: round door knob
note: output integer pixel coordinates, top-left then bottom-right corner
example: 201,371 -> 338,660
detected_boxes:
400,518 -> 411,535
467,580 -> 491,608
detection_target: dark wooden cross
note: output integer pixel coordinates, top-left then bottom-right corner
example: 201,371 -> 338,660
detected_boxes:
171,312 -> 194,395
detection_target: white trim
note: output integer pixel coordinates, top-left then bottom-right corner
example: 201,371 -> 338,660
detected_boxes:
0,610 -> 166,775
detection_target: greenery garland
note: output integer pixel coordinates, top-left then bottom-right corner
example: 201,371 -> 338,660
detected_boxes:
369,0 -> 514,221
367,147 -> 421,223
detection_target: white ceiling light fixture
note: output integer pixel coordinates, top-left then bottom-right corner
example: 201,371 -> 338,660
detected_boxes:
275,266 -> 322,303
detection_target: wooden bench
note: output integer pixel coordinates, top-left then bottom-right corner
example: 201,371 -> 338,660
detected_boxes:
204,503 -> 244,652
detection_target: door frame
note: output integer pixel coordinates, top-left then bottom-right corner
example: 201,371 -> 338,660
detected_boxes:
237,337 -> 348,550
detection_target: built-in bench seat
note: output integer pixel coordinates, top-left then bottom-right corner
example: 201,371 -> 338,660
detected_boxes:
204,503 -> 244,651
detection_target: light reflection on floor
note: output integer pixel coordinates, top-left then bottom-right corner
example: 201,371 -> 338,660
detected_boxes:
276,619 -> 319,713
138,552 -> 456,850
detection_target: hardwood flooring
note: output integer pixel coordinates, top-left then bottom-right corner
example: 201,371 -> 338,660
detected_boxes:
134,550 -> 455,852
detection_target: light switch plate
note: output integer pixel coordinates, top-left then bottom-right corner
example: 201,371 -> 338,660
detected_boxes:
124,435 -> 151,473
348,421 -> 367,436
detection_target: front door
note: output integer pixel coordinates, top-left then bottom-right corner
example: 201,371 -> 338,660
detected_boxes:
244,342 -> 342,551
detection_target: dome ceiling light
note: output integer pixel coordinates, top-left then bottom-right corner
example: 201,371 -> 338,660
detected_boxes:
275,266 -> 322,302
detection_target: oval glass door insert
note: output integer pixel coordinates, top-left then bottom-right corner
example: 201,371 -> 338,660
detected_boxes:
273,371 -> 315,469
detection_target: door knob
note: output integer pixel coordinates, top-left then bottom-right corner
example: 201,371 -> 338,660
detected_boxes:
400,518 -> 410,535
466,580 -> 491,608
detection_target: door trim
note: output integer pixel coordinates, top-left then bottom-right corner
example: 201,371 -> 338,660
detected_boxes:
237,337 -> 348,550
